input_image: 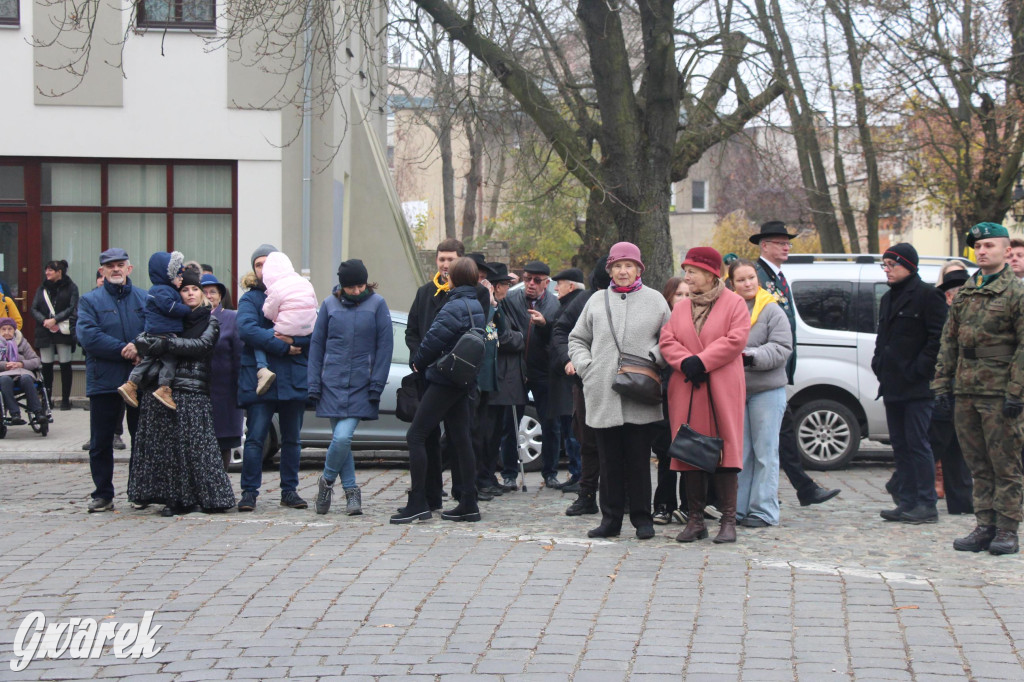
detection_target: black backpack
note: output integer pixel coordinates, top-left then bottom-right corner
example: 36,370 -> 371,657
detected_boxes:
432,300 -> 487,388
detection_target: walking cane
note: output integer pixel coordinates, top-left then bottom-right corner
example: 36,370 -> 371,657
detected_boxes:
510,407 -> 528,492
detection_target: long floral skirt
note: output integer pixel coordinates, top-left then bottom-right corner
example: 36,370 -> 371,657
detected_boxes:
127,391 -> 236,511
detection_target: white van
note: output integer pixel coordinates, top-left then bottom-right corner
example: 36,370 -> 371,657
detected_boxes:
783,254 -> 971,470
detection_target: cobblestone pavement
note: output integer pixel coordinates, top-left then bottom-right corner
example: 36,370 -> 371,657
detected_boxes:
0,459 -> 1022,681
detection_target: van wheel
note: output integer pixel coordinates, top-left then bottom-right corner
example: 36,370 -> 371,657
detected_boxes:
794,399 -> 860,471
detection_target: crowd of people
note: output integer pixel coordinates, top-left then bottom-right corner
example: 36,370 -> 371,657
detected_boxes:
8,217 -> 1021,556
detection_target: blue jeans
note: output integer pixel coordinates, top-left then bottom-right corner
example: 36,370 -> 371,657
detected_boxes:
323,417 -> 359,489
738,387 -> 786,525
559,415 -> 581,479
886,398 -> 937,509
241,400 -> 305,495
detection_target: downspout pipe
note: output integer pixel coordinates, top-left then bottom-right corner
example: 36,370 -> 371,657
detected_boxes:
301,3 -> 313,277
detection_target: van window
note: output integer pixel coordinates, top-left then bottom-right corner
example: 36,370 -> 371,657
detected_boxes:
792,281 -> 854,331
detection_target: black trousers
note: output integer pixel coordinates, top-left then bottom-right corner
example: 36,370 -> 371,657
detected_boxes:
779,404 -> 817,500
477,400 -> 505,488
415,375 -> 445,501
595,422 -> 656,530
651,419 -> 684,510
407,382 -> 476,509
572,384 -> 601,495
89,393 -> 140,500
929,416 -> 974,515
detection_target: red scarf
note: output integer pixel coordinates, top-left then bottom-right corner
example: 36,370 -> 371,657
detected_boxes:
610,277 -> 643,294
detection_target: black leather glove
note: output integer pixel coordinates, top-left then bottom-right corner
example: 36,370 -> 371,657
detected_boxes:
1003,398 -> 1024,419
369,390 -> 381,406
934,393 -> 951,413
743,354 -> 754,367
680,356 -> 706,382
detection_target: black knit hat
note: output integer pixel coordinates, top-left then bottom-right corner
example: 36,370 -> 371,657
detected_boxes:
337,259 -> 369,287
590,257 -> 611,290
883,243 -> 918,272
180,267 -> 202,289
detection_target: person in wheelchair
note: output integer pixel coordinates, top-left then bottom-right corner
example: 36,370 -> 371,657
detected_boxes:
0,317 -> 46,425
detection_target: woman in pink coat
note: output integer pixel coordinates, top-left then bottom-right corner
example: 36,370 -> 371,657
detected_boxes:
660,247 -> 749,544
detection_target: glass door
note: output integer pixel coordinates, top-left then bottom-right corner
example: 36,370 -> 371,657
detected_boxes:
0,214 -> 31,338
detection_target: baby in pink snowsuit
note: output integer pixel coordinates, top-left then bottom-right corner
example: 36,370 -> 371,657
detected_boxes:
254,251 -> 319,395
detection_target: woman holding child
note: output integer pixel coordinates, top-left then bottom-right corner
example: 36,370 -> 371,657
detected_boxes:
126,264 -> 236,516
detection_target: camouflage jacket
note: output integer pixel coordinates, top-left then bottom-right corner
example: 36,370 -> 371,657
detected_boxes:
931,265 -> 1024,399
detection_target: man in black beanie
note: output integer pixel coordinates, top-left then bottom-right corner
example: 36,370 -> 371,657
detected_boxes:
872,242 -> 948,524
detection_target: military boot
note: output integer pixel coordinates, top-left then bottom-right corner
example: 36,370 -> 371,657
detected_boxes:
988,529 -> 1019,556
952,525 -> 996,552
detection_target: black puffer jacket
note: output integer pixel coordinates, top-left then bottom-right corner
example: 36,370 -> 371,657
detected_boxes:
32,275 -> 79,347
135,312 -> 221,394
412,286 -> 486,388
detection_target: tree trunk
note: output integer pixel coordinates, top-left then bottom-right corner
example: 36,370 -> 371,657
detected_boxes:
439,124 -> 456,240
823,18 -> 860,252
461,117 -> 484,242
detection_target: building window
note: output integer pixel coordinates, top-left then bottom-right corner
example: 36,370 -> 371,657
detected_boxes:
691,180 -> 707,212
137,0 -> 215,29
0,0 -> 18,26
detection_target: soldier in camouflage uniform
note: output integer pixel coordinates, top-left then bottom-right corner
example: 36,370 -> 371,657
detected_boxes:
932,222 -> 1024,555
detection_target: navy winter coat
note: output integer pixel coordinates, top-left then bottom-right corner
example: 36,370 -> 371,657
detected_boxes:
144,252 -> 191,335
236,285 -> 310,406
412,285 -> 486,388
209,306 -> 243,439
76,278 -> 147,396
307,290 -> 393,420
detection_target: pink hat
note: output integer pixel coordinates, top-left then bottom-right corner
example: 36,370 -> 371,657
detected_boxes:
681,247 -> 723,278
605,241 -> 645,274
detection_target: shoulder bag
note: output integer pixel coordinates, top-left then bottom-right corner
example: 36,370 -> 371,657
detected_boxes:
396,372 -> 420,423
43,289 -> 72,336
432,300 -> 487,389
668,376 -> 723,473
604,290 -> 662,405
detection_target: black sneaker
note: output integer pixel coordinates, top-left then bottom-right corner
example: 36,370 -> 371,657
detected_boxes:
87,498 -> 113,513
500,477 -> 518,492
545,476 -> 563,490
566,491 -> 598,516
880,506 -> 907,522
899,503 -> 938,525
237,491 -> 257,512
652,507 -> 671,525
280,491 -> 308,509
560,477 -> 581,494
740,516 -> 770,528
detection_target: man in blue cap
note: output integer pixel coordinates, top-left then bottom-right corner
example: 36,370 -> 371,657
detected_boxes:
933,222 -> 1024,555
76,248 -> 147,513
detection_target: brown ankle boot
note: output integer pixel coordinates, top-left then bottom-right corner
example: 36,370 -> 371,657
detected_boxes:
712,471 -> 738,544
153,385 -> 177,411
117,381 -> 139,408
676,472 -> 708,542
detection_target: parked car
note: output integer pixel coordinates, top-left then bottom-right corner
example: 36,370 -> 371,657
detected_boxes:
236,311 -> 547,470
783,253 -> 971,470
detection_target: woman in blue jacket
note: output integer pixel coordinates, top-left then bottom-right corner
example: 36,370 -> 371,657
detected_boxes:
307,259 -> 393,516
392,257 -> 486,524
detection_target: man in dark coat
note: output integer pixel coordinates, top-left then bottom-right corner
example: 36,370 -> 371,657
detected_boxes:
555,259 -> 609,515
486,264 -> 527,492
872,243 -> 948,524
76,248 -> 147,513
405,238 -> 465,500
236,244 -> 312,512
752,220 -> 842,507
547,268 -> 586,490
499,260 -> 562,489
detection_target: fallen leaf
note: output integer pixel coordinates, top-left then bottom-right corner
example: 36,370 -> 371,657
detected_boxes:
376,624 -> 395,628
541,544 -> 554,550
895,605 -> 919,610
608,574 -> 617,579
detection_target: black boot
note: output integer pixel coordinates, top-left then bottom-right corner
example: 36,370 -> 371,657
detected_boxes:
988,529 -> 1019,555
391,492 -> 431,524
59,362 -> 74,410
40,363 -> 54,408
953,525 -> 996,552
587,521 -> 621,538
566,491 -> 598,516
441,500 -> 481,522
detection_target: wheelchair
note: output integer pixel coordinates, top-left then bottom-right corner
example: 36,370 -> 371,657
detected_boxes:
0,371 -> 51,439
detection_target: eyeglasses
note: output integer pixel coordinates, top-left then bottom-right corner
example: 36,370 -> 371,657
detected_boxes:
880,261 -> 897,271
523,275 -> 548,284
763,240 -> 791,247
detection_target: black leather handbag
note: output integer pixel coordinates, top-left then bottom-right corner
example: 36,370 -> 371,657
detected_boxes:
604,290 -> 663,405
668,376 -> 723,473
396,373 -> 420,423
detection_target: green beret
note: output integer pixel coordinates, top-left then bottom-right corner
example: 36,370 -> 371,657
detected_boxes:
723,253 -> 739,265
966,222 -> 1009,248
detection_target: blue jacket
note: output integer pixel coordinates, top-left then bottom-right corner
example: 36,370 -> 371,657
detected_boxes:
308,290 -> 393,420
76,278 -> 147,396
236,285 -> 310,405
412,285 -> 486,387
145,252 -> 191,335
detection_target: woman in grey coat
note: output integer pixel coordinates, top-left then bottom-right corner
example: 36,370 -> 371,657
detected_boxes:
729,260 -> 793,527
568,242 -> 671,540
